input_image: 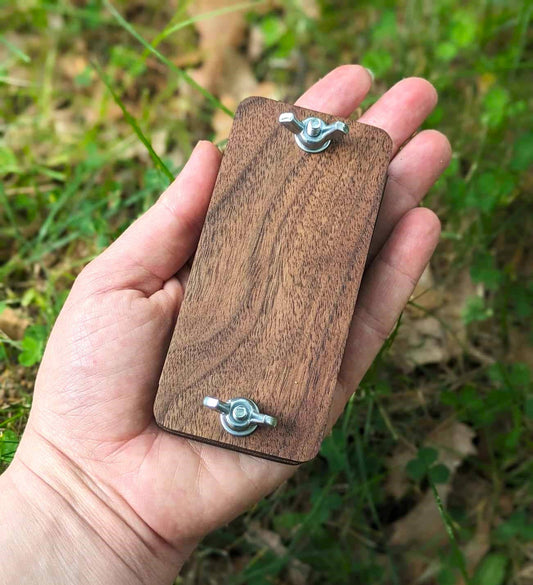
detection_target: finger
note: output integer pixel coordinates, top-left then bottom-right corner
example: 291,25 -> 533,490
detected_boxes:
295,64 -> 373,115
84,141 -> 222,295
368,129 -> 451,261
358,77 -> 438,154
335,207 -> 441,406
84,67 -> 373,297
149,262 -> 192,318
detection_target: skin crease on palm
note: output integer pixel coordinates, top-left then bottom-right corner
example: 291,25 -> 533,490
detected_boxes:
0,66 -> 452,583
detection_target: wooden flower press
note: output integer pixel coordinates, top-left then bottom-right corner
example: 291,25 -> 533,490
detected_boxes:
154,97 -> 392,465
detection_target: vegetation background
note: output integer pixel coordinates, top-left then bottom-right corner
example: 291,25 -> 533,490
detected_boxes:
1,0 -> 532,583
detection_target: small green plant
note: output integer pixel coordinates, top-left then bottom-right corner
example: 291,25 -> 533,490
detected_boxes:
472,553 -> 508,585
0,429 -> 19,467
406,447 -> 450,485
18,325 -> 48,367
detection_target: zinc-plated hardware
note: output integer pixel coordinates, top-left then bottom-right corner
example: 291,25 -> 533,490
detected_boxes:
279,112 -> 349,153
203,396 -> 277,437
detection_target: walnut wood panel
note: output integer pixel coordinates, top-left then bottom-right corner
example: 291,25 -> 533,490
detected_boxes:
154,97 -> 392,464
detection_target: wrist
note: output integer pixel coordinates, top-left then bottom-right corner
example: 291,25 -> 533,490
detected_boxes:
1,428 -> 192,585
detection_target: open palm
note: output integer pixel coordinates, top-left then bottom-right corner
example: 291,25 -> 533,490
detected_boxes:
14,66 -> 450,577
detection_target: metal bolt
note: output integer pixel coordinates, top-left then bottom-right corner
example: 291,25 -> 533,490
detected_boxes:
279,112 -> 349,153
233,405 -> 248,420
307,118 -> 322,136
202,396 -> 277,437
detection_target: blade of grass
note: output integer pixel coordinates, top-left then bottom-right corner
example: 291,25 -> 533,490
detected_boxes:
28,232 -> 82,263
0,185 -> 23,244
429,479 -> 472,584
92,60 -> 174,183
0,34 -> 31,63
354,426 -> 400,585
150,1 -> 264,50
0,75 -> 34,87
510,1 -> 532,77
0,335 -> 22,350
0,409 -> 28,426
103,0 -> 234,118
231,473 -> 339,584
36,169 -> 84,245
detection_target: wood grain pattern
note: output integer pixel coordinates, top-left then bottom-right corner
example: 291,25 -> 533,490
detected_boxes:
154,97 -> 392,464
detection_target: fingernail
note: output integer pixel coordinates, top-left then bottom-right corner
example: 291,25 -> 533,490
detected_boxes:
365,67 -> 375,82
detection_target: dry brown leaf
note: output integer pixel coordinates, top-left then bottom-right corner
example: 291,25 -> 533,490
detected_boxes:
387,419 -> 476,549
391,497 -> 489,584
508,328 -> 533,371
386,419 -> 477,501
0,366 -> 33,407
408,511 -> 490,585
390,266 -> 475,372
246,522 -> 311,585
210,50 -> 279,142
189,0 -> 251,94
388,419 -> 481,584
398,549 -> 440,584
518,563 -> 533,585
213,89 -> 279,143
247,24 -> 265,61
0,308 -> 30,341
458,517 -> 491,584
385,445 -> 413,500
428,419 -> 477,472
294,0 -> 319,19
187,0 -> 279,142
58,53 -> 89,80
389,488 -> 452,548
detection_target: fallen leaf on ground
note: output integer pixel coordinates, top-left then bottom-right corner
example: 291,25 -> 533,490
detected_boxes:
518,563 -> 533,584
187,0 -> 279,142
386,419 -> 477,500
210,50 -> 279,142
388,419 -> 477,546
189,0 -> 252,94
246,521 -> 311,585
508,328 -> 533,371
390,266 -> 475,372
0,308 -> 30,341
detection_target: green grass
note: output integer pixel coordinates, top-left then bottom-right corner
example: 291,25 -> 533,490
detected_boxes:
1,1 -> 532,583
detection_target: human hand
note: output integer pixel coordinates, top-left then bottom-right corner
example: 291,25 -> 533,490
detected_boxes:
1,66 -> 451,584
